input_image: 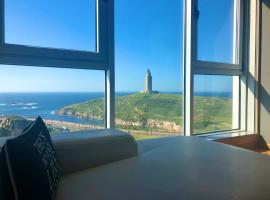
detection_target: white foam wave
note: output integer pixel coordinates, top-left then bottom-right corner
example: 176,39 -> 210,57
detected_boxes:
10,102 -> 38,106
21,106 -> 38,110
26,103 -> 38,106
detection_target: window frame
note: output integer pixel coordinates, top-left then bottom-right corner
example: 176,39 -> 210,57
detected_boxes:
192,0 -> 244,76
0,0 -> 110,70
183,0 -> 251,136
0,0 -> 115,129
0,0 -> 258,135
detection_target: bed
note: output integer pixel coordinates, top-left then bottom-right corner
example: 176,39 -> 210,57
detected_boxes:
54,133 -> 270,200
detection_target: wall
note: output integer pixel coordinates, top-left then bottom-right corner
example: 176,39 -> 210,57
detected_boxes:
260,0 -> 270,143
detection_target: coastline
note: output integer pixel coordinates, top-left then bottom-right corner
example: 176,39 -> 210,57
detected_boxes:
28,117 -> 183,137
27,117 -> 103,132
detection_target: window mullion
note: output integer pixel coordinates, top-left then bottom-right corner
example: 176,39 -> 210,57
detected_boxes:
105,0 -> 115,129
183,0 -> 196,136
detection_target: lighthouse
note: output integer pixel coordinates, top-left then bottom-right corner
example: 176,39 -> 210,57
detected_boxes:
145,69 -> 152,93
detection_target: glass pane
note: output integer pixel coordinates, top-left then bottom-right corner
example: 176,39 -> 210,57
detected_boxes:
193,75 -> 236,134
0,65 -> 104,137
5,0 -> 96,52
197,0 -> 236,64
115,0 -> 184,140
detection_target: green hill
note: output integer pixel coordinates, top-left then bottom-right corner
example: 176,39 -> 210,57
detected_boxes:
0,116 -> 32,137
57,93 -> 232,133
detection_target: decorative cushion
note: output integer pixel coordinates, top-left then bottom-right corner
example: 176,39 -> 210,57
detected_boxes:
0,174 -> 4,200
0,117 -> 60,200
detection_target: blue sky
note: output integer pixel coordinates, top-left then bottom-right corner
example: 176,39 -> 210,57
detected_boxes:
0,0 -> 233,93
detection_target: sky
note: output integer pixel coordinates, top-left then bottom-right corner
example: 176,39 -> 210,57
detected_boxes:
0,0 -> 234,93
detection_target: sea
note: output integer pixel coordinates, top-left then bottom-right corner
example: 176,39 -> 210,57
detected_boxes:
0,92 -> 106,126
0,92 -> 231,126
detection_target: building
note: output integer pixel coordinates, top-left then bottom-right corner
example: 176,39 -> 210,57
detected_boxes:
145,69 -> 152,93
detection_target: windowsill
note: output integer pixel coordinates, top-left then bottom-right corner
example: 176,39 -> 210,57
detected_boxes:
197,130 -> 256,141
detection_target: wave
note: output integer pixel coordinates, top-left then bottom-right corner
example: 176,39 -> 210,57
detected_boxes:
10,102 -> 38,106
26,103 -> 38,106
21,106 -> 38,110
0,103 -> 6,106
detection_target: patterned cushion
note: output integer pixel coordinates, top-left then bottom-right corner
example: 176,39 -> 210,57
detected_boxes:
0,117 -> 60,200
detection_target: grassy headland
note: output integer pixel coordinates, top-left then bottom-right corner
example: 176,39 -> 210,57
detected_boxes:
0,93 -> 232,139
57,92 -> 232,134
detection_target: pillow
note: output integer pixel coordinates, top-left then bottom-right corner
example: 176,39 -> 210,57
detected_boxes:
0,116 -> 60,200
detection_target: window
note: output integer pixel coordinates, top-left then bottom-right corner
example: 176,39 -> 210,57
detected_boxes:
0,65 -> 105,137
115,0 -> 184,140
192,0 -> 243,74
0,0 -> 256,138
5,0 -> 97,52
0,0 -> 113,69
0,0 -> 114,130
197,0 -> 237,64
193,75 -> 237,134
183,0 -> 245,135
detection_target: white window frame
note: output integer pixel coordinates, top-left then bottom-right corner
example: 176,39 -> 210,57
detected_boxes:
183,0 -> 254,136
192,0 -> 244,75
0,0 -> 115,128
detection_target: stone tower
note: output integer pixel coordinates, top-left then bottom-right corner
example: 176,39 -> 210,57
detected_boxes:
145,69 -> 152,93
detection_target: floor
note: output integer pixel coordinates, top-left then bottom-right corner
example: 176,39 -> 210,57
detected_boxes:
214,134 -> 270,156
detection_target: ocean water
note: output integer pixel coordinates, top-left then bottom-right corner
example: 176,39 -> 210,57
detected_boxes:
0,93 -> 106,126
0,92 -> 231,125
